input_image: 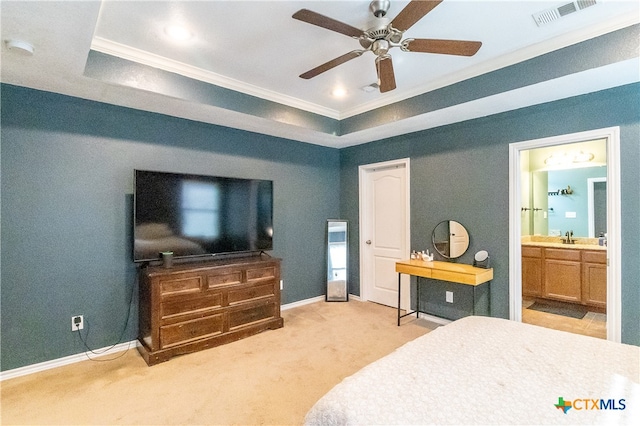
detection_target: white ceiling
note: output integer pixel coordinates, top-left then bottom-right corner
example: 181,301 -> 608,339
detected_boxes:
1,1 -> 639,148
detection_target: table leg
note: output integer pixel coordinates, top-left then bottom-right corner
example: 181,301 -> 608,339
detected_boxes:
416,277 -> 420,320
397,273 -> 402,326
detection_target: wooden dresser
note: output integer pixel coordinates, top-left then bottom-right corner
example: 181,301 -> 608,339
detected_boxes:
138,255 -> 283,366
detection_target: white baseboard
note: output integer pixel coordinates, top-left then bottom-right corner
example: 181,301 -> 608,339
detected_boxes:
281,295 -> 325,310
418,312 -> 452,326
281,293 -> 361,311
3,294 -> 364,381
0,340 -> 138,382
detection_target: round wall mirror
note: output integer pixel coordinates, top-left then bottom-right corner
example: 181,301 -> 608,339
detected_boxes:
432,220 -> 470,259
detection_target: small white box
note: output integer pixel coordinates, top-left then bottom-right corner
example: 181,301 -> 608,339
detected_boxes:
565,211 -> 577,218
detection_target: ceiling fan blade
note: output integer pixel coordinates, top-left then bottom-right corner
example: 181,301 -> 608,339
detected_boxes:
293,9 -> 364,38
300,50 -> 365,79
404,39 -> 482,56
376,55 -> 396,93
391,0 -> 443,32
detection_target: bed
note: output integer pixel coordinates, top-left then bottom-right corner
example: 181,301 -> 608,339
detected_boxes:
305,316 -> 639,425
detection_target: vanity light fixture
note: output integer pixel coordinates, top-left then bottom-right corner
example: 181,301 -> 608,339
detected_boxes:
544,150 -> 594,166
572,151 -> 594,163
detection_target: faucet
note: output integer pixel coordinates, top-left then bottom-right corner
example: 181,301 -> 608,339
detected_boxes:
563,230 -> 575,244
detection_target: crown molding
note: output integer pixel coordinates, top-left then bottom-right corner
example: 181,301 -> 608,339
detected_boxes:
91,12 -> 637,122
90,37 -> 342,120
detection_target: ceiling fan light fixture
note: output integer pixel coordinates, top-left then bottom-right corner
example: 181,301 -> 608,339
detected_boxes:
372,39 -> 390,56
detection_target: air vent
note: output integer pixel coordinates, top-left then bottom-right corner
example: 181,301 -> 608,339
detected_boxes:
532,0 -> 598,27
361,83 -> 379,93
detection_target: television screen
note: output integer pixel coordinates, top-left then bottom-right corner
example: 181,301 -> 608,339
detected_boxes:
134,170 -> 273,262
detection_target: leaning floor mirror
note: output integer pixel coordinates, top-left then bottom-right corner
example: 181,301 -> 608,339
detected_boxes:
326,220 -> 348,302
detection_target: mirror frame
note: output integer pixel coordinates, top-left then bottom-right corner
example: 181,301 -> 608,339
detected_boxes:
432,220 -> 470,259
326,220 -> 348,302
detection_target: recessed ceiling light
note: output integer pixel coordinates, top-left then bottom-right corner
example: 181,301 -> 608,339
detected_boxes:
331,88 -> 347,98
164,25 -> 193,41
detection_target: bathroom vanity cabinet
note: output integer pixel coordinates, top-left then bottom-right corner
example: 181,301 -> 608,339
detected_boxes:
521,246 -> 606,309
543,248 -> 582,303
522,246 -> 543,298
582,250 -> 607,309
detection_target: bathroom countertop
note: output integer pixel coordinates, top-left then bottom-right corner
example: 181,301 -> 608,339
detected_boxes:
521,241 -> 606,250
521,236 -> 606,251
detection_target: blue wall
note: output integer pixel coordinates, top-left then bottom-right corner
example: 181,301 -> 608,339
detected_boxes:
340,83 -> 640,346
2,82 -> 639,372
0,85 -> 340,371
547,167 -> 607,236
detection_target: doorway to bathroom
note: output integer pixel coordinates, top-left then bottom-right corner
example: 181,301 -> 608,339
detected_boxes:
508,127 -> 621,343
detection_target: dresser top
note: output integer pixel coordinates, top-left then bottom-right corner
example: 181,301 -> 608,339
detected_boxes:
396,259 -> 493,286
142,255 -> 280,276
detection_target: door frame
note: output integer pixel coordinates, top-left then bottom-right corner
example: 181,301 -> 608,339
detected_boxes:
508,127 -> 621,342
587,177 -> 607,238
359,158 -> 411,310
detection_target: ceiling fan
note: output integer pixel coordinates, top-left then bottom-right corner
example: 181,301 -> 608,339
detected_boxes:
292,0 -> 482,93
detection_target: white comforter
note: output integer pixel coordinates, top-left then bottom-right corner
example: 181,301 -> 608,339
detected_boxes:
305,316 -> 639,425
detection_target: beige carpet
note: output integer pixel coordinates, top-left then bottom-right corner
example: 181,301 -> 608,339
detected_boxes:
1,300 -> 436,425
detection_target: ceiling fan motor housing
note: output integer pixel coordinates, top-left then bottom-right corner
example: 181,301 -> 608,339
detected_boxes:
369,0 -> 391,18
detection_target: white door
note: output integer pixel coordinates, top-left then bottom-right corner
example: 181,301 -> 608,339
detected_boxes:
360,159 -> 410,308
449,220 -> 469,258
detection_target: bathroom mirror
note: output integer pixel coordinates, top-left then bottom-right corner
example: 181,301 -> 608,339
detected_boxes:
326,220 -> 348,302
521,139 -> 607,238
432,220 -> 470,259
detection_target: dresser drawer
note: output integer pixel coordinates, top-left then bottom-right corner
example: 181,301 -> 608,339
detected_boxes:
228,300 -> 276,330
161,292 -> 223,320
247,266 -> 277,281
228,282 -> 275,305
207,270 -> 243,288
160,276 -> 202,297
160,313 -> 224,348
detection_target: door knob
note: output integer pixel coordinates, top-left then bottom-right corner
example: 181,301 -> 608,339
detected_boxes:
366,240 -> 372,245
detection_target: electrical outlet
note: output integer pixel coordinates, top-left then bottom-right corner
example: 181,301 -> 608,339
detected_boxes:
446,291 -> 454,303
71,315 -> 84,331
280,280 -> 283,290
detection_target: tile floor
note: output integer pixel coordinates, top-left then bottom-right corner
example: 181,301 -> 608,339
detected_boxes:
522,298 -> 606,339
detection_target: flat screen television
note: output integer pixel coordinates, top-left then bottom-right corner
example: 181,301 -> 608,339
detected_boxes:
133,169 -> 273,262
